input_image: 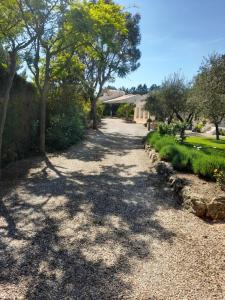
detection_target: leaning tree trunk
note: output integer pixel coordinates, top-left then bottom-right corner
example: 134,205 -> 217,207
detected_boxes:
91,97 -> 97,130
0,52 -> 17,179
215,123 -> 220,140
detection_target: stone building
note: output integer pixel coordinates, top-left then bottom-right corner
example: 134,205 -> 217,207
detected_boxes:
99,90 -> 151,124
133,95 -> 150,124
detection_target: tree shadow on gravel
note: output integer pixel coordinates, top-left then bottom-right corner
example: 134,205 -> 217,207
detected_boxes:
65,130 -> 145,163
0,161 -> 177,299
0,120 -> 177,299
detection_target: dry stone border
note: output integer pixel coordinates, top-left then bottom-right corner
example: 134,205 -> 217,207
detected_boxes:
145,144 -> 225,221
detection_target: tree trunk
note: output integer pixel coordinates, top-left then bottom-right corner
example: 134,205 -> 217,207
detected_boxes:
39,92 -> 47,153
39,50 -> 50,154
167,113 -> 174,124
180,127 -> 185,142
0,52 -> 17,179
91,97 -> 97,129
215,123 -> 220,140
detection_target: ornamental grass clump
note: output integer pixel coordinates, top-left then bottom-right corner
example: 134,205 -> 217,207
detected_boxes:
192,155 -> 225,179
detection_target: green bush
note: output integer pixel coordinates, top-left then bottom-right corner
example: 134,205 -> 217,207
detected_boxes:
171,149 -> 192,171
220,129 -> 225,136
147,132 -> 175,150
157,121 -> 187,137
157,123 -> 171,135
116,103 -> 134,118
193,123 -> 204,133
192,155 -> 225,179
159,145 -> 179,161
154,135 -> 175,152
1,67 -> 39,165
97,101 -> 105,122
46,112 -> 85,151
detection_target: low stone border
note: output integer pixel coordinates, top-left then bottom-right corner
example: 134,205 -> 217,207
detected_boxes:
145,144 -> 225,221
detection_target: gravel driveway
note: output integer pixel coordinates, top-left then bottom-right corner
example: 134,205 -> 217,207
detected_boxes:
0,118 -> 225,299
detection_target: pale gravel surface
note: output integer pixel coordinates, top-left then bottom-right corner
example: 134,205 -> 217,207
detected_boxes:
0,118 -> 225,300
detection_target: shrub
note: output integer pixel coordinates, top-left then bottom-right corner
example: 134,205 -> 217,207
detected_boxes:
193,123 -> 204,133
154,135 -> 175,152
159,145 -> 179,161
220,129 -> 225,136
171,148 -> 192,171
1,67 -> 39,165
147,132 -> 175,150
116,103 -> 134,118
97,101 -> 105,122
192,155 -> 225,179
157,121 -> 188,141
46,113 -> 85,151
157,123 -> 172,135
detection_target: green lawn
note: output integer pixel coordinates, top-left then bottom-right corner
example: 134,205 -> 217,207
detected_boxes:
185,136 -> 225,158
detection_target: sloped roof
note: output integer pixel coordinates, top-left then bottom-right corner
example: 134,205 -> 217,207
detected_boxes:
100,93 -> 148,104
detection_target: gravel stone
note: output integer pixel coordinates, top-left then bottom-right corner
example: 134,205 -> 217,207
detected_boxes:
0,118 -> 225,299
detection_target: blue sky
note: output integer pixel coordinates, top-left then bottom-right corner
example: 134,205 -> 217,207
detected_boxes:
114,0 -> 225,88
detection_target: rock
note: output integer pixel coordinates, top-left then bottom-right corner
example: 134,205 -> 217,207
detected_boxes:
145,144 -> 151,151
169,176 -> 185,193
207,196 -> 225,220
145,147 -> 159,164
181,187 -> 207,218
155,161 -> 174,179
190,198 -> 207,218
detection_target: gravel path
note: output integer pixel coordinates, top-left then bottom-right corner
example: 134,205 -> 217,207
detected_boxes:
0,118 -> 225,299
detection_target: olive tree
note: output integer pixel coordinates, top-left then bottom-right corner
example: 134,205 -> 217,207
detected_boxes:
194,53 -> 225,140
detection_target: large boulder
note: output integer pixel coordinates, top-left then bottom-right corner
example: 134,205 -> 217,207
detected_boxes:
207,196 -> 225,220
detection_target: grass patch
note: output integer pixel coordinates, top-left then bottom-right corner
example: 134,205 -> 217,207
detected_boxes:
186,136 -> 225,149
147,132 -> 225,179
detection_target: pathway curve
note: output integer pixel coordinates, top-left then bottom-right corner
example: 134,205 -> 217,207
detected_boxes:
0,118 -> 225,299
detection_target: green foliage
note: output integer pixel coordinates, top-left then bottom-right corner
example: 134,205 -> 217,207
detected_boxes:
1,67 -> 39,164
147,132 -> 225,179
171,147 -> 193,171
116,103 -> 134,118
96,101 -> 105,122
46,112 -> 85,151
121,84 -> 150,95
159,145 -> 179,161
157,121 -> 187,139
147,132 -> 175,150
145,89 -> 167,121
220,129 -> 225,136
46,85 -> 86,151
63,1 -> 141,128
186,136 -> 225,154
192,156 -> 225,179
193,122 -> 204,133
194,53 -> 225,139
